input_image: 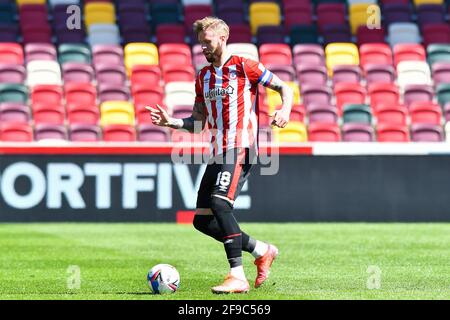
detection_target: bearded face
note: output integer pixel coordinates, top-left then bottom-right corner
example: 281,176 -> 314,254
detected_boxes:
198,29 -> 225,64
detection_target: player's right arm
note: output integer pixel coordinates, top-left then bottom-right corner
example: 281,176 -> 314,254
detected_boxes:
145,102 -> 207,133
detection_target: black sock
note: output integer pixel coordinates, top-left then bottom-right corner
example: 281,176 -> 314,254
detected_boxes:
210,196 -> 242,268
193,214 -> 257,253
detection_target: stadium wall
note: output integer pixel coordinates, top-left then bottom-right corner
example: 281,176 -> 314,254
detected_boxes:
0,143 -> 449,222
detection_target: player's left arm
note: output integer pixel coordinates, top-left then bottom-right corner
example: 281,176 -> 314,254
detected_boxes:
265,74 -> 293,128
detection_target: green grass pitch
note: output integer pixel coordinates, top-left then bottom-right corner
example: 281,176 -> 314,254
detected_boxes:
0,223 -> 449,300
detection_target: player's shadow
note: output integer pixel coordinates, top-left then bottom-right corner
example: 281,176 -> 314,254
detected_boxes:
115,292 -> 151,295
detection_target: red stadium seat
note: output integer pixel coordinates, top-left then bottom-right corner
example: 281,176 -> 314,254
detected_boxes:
375,104 -> 408,125
0,43 -> 24,65
290,104 -> 306,123
103,124 -> 136,141
316,3 -> 346,33
31,85 -> 64,107
67,104 -> 100,125
33,104 -> 65,125
158,43 -> 193,67
283,2 -> 313,32
356,26 -> 386,46
422,24 -> 450,48
259,44 -> 292,66
334,83 -> 366,115
162,65 -> 195,83
65,83 -> 97,107
228,24 -> 252,43
308,122 -> 341,142
376,123 -> 410,142
0,122 -> 33,141
409,102 -> 442,125
359,43 -> 393,69
183,5 -> 213,32
130,65 -> 161,87
131,83 -> 164,108
368,83 -> 400,113
156,24 -> 186,45
393,44 -> 426,67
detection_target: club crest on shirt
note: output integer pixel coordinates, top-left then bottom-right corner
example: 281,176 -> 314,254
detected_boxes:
205,85 -> 234,101
229,70 -> 237,80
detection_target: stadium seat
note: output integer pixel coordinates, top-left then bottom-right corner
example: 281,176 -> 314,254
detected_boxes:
376,104 -> 408,125
412,0 -> 444,5
100,101 -> 135,126
0,84 -> 28,104
410,123 -> 444,142
0,25 -> 20,43
356,26 -> 386,46
87,23 -> 121,46
155,24 -> 186,45
216,2 -> 246,25
162,65 -> 195,83
64,83 -> 97,107
249,2 -> 281,35
393,44 -> 426,67
26,60 -> 62,87
283,2 -> 313,32
290,105 -> 306,123
266,82 -> 300,112
422,24 -> 450,48
273,121 -> 307,143
343,104 -> 372,124
289,25 -> 319,45
259,44 -> 292,66
368,83 -> 400,112
159,44 -> 193,67
256,26 -> 286,45
58,44 -> 91,65
436,84 -> 450,107
132,83 -> 164,109
443,103 -> 450,123
183,5 -> 213,32
376,123 -> 410,142
16,0 -> 47,5
349,3 -> 380,35
137,124 -> 170,142
364,64 -> 396,85
124,43 -> 159,74
295,65 -> 328,86
432,63 -> 450,86
21,24 -> 52,44
0,122 -> 33,141
31,85 -> 63,106
150,3 -> 180,28
0,43 -> 24,64
84,2 -> 116,29
117,1 -> 149,27
0,65 -> 26,84
300,85 -> 332,110
308,122 -> 341,142
325,43 -> 360,75
388,23 -> 421,47
130,65 -> 161,87
103,124 -> 136,141
171,105 -> 194,119
322,25 -> 352,45
227,43 -> 259,61
0,2 -> 16,24
334,83 -> 366,114
316,3 -> 346,33
409,102 -> 442,125
0,103 -> 31,123
92,45 -> 124,67
33,104 -> 65,125
34,124 -> 67,141
383,3 -> 412,25
95,64 -> 127,86
55,24 -> 86,44
98,84 -> 130,103
67,104 -> 100,125
69,124 -> 102,142
228,24 -> 252,44
397,61 -> 432,89
427,44 -> 450,65
293,45 -> 325,67
332,65 -> 362,84
341,123 -> 375,142
403,84 -> 434,107
267,65 -> 296,82
416,4 -> 445,27
359,43 -> 393,68
62,63 -> 95,83
307,104 -> 339,124
25,43 -> 57,62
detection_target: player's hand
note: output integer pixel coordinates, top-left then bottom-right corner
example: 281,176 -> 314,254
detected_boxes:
145,104 -> 171,127
271,109 -> 290,128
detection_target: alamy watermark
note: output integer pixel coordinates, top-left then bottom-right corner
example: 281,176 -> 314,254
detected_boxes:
366,265 -> 382,290
67,265 -> 81,290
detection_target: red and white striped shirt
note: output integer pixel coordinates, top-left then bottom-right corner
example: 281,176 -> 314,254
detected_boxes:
195,55 -> 274,156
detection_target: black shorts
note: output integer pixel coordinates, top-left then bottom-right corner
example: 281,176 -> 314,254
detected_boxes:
196,148 -> 255,208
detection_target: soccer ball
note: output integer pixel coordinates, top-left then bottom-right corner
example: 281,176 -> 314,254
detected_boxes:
147,264 -> 180,294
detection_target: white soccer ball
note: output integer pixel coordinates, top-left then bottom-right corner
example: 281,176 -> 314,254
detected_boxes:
147,264 -> 180,294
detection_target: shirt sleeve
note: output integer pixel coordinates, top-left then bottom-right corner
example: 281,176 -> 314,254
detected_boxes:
242,57 -> 274,87
195,71 -> 205,105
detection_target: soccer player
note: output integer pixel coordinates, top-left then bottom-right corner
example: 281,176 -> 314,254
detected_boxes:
147,17 -> 293,294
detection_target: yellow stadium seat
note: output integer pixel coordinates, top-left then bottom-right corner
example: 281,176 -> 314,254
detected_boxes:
100,101 -> 135,126
325,43 -> 360,75
124,43 -> 159,75
16,0 -> 46,5
349,3 -> 381,35
413,0 -> 443,5
273,122 -> 308,143
266,82 -> 300,113
249,2 -> 281,35
84,3 -> 116,29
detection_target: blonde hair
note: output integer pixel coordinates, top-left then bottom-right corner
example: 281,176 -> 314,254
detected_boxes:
193,16 -> 229,39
